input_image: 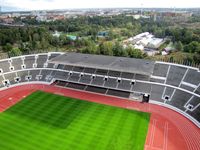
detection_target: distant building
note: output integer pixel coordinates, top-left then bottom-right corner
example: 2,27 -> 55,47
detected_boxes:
36,15 -> 47,22
97,31 -> 109,37
124,32 -> 164,49
162,42 -> 175,55
52,31 -> 61,37
126,14 -> 151,20
123,32 -> 165,56
147,38 -> 164,49
1,18 -> 14,24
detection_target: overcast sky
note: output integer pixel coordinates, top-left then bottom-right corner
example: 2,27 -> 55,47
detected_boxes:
1,0 -> 200,11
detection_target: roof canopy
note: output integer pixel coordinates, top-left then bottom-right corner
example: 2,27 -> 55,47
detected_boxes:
49,52 -> 155,75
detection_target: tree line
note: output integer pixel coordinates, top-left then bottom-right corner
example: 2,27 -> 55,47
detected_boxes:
0,15 -> 199,63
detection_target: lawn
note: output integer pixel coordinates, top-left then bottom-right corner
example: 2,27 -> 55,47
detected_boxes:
0,91 -> 150,150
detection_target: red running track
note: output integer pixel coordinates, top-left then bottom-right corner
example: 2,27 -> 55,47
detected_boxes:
0,84 -> 199,150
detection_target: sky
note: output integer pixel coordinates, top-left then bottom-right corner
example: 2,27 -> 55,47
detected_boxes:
1,0 -> 200,11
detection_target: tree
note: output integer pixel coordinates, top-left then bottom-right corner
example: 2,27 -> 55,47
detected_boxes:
8,48 -> 22,57
193,54 -> 200,64
184,41 -> 200,53
98,42 -> 113,56
51,36 -> 60,47
112,42 -> 128,57
2,43 -> 12,52
126,47 -> 143,58
112,42 -> 123,56
32,33 -> 40,42
82,42 -> 97,54
175,41 -> 183,51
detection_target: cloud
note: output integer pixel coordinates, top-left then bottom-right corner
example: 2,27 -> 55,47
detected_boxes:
1,0 -> 200,11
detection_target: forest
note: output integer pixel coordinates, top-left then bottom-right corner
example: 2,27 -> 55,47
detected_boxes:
0,15 -> 200,63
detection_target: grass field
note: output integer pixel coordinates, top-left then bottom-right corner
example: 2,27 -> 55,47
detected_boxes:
0,91 -> 150,150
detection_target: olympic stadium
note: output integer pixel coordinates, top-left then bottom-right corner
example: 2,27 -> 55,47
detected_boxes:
0,52 -> 199,150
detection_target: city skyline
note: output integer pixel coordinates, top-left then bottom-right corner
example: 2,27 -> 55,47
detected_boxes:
1,0 -> 200,12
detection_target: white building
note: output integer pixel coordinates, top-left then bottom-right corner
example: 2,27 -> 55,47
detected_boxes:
148,38 -> 164,49
36,15 -> 47,22
52,31 -> 61,37
133,44 -> 144,50
124,32 -> 164,49
123,32 -> 165,56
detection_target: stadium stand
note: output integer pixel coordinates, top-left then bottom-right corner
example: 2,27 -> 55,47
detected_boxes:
150,84 -> 165,102
108,70 -> 121,77
11,57 -> 23,71
186,96 -> 200,110
132,82 -> 151,94
66,82 -> 86,90
79,74 -> 92,84
121,72 -> 135,79
187,105 -> 200,122
150,78 -> 165,83
152,63 -> 169,77
29,70 -> 40,81
0,75 -> 5,88
135,74 -> 149,81
56,80 -> 67,87
86,86 -> 107,94
17,70 -> 29,83
63,65 -> 73,71
48,53 -> 62,60
117,79 -> 132,91
68,72 -> 81,82
47,62 -> 55,68
106,89 -> 130,98
72,66 -> 85,72
83,67 -> 96,74
0,52 -> 199,128
183,69 -> 200,85
166,65 -> 187,86
4,72 -> 17,85
57,64 -> 65,70
195,86 -> 200,95
24,55 -> 35,69
180,84 -> 195,92
95,69 -> 108,76
91,76 -> 105,86
36,54 -> 48,68
166,89 -> 193,111
39,70 -> 52,82
54,70 -> 68,81
0,60 -> 11,73
104,77 -> 118,88
162,87 -> 175,99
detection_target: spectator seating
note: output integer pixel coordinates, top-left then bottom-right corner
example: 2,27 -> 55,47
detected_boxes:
24,55 -> 35,69
36,54 -> 48,68
0,60 -> 11,73
0,54 -> 199,127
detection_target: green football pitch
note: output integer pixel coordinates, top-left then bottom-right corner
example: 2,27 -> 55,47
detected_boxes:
0,91 -> 150,150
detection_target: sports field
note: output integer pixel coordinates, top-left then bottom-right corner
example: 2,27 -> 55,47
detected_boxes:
0,91 -> 150,150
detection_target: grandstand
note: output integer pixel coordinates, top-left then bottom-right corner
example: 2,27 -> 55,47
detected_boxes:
0,52 -> 199,128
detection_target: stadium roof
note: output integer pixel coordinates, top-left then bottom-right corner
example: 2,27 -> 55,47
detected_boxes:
49,53 -> 155,75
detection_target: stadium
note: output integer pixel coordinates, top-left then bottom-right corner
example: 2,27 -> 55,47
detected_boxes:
0,52 -> 199,150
